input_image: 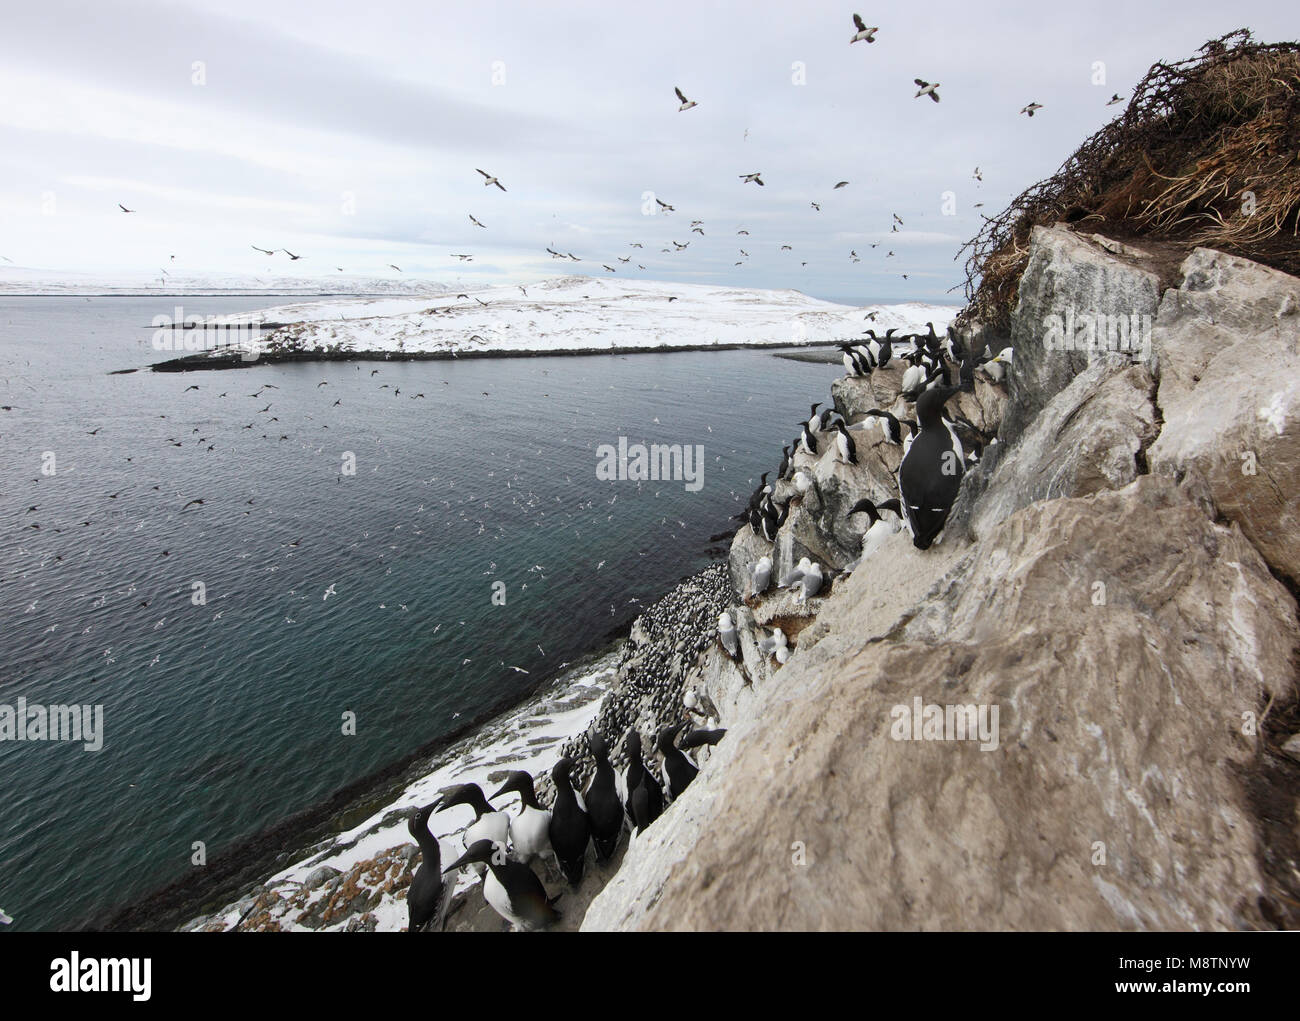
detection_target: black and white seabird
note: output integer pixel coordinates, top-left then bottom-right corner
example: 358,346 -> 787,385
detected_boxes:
739,172 -> 765,186
847,497 -> 905,565
898,386 -> 965,550
675,86 -> 698,112
469,214 -> 486,228
406,803 -> 452,932
548,757 -> 590,886
434,782 -> 510,874
444,839 -> 559,931
850,14 -> 878,43
621,730 -> 663,833
656,723 -> 699,802
584,734 -> 624,862
861,408 -> 915,446
833,421 -> 858,465
490,771 -> 551,864
476,168 -> 507,191
913,79 -> 941,102
679,727 -> 727,750
799,421 -> 819,456
1020,102 -> 1043,117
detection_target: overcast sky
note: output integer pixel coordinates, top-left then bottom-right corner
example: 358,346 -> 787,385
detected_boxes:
0,1 -> 1292,303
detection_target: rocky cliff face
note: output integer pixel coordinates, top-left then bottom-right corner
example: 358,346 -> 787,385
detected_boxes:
582,227 -> 1300,931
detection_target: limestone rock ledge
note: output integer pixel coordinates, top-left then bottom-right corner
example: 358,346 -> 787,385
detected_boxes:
583,229 -> 1300,931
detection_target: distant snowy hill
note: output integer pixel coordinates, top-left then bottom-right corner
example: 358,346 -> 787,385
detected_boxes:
0,266 -> 447,297
195,276 -> 959,360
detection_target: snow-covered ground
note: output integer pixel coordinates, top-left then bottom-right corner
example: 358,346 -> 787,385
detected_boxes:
179,276 -> 959,361
183,652 -> 617,932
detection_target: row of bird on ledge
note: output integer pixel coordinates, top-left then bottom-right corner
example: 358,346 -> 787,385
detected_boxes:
406,698 -> 725,932
722,321 -> 1013,669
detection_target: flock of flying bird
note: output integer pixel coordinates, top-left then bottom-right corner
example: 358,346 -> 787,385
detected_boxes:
718,319 -> 1015,667
102,12 -> 1129,290
405,711 -> 724,931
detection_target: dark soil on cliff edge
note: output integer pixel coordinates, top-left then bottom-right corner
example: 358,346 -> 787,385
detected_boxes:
956,28 -> 1300,335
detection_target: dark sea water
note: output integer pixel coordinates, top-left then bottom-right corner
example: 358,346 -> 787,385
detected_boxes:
0,296 -> 840,931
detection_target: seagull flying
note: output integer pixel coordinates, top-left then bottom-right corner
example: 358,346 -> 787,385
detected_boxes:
914,79 -> 941,102
476,169 -> 506,191
850,14 -> 878,44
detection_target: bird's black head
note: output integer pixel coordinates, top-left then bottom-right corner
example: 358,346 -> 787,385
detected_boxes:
916,386 -> 958,426
551,756 -> 575,786
444,839 -> 502,874
408,802 -> 435,841
490,770 -> 535,804
589,732 -> 609,760
624,729 -> 643,758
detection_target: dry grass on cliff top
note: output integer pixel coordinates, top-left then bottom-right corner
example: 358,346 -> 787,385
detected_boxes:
956,29 -> 1300,333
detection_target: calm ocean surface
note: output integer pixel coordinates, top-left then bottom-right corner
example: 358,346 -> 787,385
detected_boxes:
0,296 -> 839,930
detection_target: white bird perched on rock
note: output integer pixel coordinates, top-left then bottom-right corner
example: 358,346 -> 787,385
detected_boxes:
781,557 -> 812,590
758,626 -> 787,658
718,611 -> 739,658
792,470 -> 814,496
795,561 -> 823,602
982,346 -> 1014,383
850,14 -> 878,43
752,555 -> 772,595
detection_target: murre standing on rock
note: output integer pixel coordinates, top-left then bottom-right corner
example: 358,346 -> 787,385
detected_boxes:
444,839 -> 560,932
833,421 -> 858,465
862,408 -> 916,446
490,771 -> 551,865
846,497 -> 905,568
898,386 -> 965,550
548,757 -> 590,886
621,730 -> 663,833
406,802 -> 452,933
434,783 -> 510,876
584,734 -> 624,862
656,722 -> 699,802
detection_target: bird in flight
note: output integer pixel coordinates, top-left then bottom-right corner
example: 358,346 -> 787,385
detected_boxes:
655,198 -> 675,213
811,201 -> 820,211
739,172 -> 765,186
469,214 -> 486,228
389,264 -> 402,272
850,14 -> 878,44
833,181 -> 849,189
914,79 -> 941,102
251,244 -> 275,255
675,86 -> 697,112
1020,102 -> 1043,117
1107,93 -> 1125,106
476,169 -> 506,191
281,249 -> 303,260
118,203 -> 135,213
973,167 -> 982,181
